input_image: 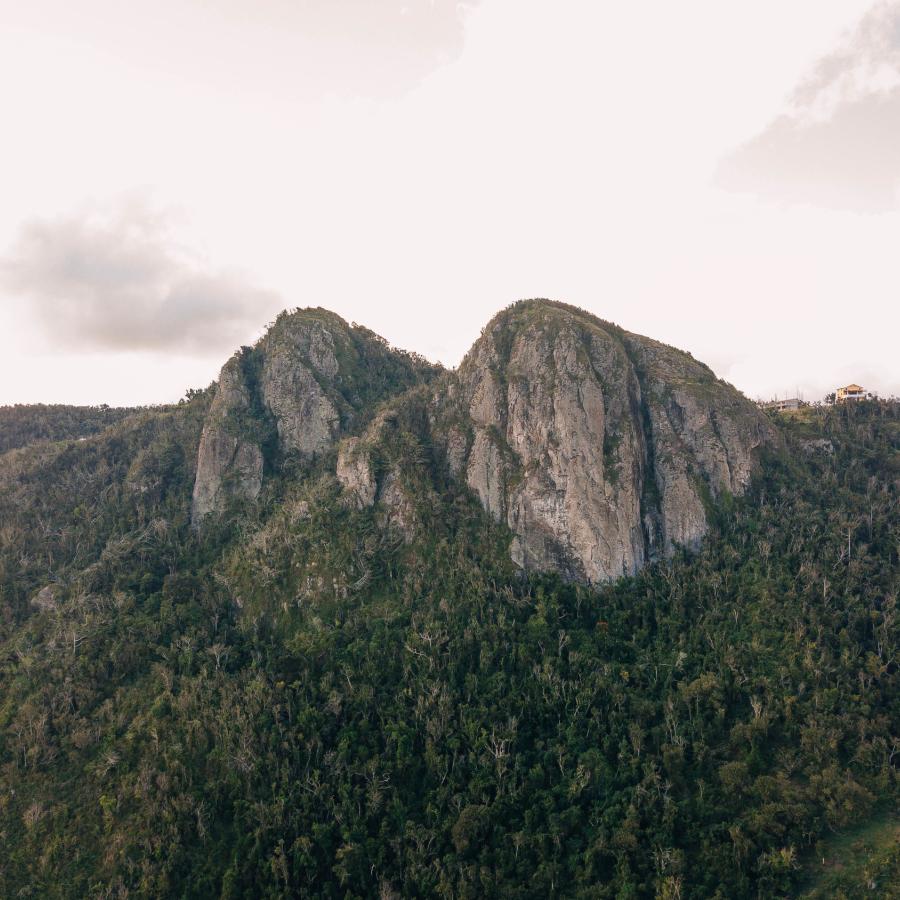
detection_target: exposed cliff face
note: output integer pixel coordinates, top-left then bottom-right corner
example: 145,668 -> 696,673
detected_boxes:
191,308 -> 441,525
448,301 -> 776,582
622,331 -> 771,556
334,412 -> 422,541
191,354 -> 264,525
193,300 -> 775,584
260,322 -> 340,457
336,437 -> 376,509
457,311 -> 644,581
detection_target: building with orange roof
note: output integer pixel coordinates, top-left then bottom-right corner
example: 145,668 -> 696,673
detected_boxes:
835,384 -> 867,403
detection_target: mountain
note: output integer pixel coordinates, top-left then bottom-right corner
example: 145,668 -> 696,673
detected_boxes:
192,301 -> 776,583
191,307 -> 441,524
0,301 -> 896,899
439,301 -> 774,581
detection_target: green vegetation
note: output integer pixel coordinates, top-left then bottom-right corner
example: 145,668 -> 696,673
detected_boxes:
0,398 -> 896,898
266,307 -> 444,429
0,403 -> 143,454
799,809 -> 899,898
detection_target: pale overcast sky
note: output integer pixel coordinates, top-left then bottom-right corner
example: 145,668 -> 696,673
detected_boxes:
0,0 -> 897,405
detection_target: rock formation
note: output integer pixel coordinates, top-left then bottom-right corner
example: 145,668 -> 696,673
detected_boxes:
260,316 -> 342,456
192,308 -> 439,525
336,437 -> 377,509
191,353 -> 265,525
192,300 -> 776,585
445,301 -> 777,582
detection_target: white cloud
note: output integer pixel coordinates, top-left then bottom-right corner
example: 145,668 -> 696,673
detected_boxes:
719,1 -> 900,211
2,202 -> 281,355
1,0 -> 481,102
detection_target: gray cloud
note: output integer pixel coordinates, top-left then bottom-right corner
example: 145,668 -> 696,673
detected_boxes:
5,0 -> 482,102
718,1 -> 900,212
2,206 -> 281,355
245,0 -> 483,99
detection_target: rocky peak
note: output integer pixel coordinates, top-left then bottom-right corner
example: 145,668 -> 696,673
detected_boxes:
257,312 -> 343,457
191,308 -> 440,525
447,300 -> 776,582
192,299 -> 776,586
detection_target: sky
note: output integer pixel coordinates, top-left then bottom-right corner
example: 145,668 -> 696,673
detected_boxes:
0,0 -> 897,406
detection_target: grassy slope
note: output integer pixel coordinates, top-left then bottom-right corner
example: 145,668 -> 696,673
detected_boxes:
799,808 -> 900,898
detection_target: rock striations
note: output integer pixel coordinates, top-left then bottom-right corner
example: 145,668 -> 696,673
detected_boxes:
449,302 -> 776,582
191,353 -> 265,524
191,308 -> 439,525
192,300 -> 776,583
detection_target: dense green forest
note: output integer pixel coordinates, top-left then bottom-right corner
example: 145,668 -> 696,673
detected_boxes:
0,403 -> 143,455
0,398 -> 897,898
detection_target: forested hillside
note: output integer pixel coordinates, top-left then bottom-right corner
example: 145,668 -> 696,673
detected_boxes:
0,403 -> 142,454
0,318 -> 896,897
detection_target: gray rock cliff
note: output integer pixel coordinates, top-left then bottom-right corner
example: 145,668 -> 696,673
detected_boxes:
336,437 -> 377,509
191,308 -> 440,525
191,354 -> 264,525
259,318 -> 341,456
445,301 -> 776,582
192,300 -> 775,584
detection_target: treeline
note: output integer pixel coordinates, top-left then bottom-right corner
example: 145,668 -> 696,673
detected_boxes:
0,403 -> 143,454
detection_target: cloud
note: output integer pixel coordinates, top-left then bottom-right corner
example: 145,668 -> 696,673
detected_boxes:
3,0 -> 482,102
718,1 -> 900,212
2,204 -> 281,355
250,0 -> 484,99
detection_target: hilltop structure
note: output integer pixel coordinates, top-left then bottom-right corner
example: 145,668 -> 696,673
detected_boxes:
836,383 -> 867,403
761,398 -> 801,411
